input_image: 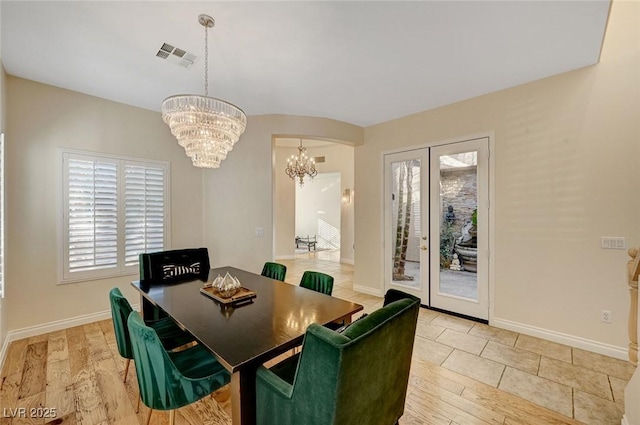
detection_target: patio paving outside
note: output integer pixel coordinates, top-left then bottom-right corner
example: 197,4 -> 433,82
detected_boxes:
395,261 -> 477,300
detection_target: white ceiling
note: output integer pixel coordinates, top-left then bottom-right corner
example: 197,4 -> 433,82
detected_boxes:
1,1 -> 610,127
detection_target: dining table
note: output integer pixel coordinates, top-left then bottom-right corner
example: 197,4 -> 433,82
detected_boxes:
131,266 -> 364,425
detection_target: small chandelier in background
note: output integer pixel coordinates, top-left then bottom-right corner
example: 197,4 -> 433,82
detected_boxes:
285,140 -> 318,186
161,14 -> 247,168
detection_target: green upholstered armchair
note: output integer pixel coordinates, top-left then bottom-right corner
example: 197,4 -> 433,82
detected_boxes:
256,290 -> 420,425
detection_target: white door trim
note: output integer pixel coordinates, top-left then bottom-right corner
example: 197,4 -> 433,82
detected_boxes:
379,132 -> 495,322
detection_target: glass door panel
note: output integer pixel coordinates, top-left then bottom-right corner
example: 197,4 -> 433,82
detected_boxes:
384,149 -> 429,302
430,139 -> 489,320
438,151 -> 478,300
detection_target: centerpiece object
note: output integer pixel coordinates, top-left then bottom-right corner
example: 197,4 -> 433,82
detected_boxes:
212,272 -> 241,298
200,271 -> 257,305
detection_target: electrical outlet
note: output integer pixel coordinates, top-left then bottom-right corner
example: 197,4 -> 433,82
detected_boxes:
601,310 -> 612,323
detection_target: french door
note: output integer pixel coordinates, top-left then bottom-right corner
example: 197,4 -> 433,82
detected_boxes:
384,137 -> 489,320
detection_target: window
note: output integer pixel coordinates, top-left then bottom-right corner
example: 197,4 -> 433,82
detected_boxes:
61,150 -> 170,283
0,134 -> 4,297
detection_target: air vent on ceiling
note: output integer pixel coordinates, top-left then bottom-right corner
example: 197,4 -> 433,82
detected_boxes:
156,43 -> 198,69
314,156 -> 326,163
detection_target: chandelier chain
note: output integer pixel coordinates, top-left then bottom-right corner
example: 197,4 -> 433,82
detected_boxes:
204,23 -> 209,97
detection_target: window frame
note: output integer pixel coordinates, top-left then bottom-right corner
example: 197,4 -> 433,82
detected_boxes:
59,149 -> 171,284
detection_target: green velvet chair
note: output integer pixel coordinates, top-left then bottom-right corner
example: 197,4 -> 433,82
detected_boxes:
261,262 -> 287,281
109,287 -> 195,383
299,270 -> 334,295
256,290 -> 420,425
127,311 -> 231,425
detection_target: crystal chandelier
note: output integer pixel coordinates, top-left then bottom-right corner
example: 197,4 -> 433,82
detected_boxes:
285,140 -> 318,186
162,14 -> 247,168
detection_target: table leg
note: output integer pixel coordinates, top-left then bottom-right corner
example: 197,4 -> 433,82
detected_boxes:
230,366 -> 257,425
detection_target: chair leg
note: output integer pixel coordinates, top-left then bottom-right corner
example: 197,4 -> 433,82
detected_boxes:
123,358 -> 130,383
145,408 -> 153,425
169,410 -> 175,425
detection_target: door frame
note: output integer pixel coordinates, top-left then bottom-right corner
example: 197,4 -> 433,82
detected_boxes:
379,132 -> 496,323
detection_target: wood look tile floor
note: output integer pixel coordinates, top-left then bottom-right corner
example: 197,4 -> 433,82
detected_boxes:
0,254 -> 635,425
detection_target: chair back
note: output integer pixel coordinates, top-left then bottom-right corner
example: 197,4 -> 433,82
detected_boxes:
128,311 -> 231,413
139,248 -> 210,321
299,271 -> 334,295
109,287 -> 135,360
127,311 -> 183,410
139,248 -> 210,284
257,291 -> 419,425
384,288 -> 421,307
261,262 -> 287,281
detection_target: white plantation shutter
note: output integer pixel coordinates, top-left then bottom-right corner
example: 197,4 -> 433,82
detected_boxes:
66,157 -> 118,274
125,164 -> 165,266
62,151 -> 169,283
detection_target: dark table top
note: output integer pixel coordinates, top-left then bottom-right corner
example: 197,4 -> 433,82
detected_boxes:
131,266 -> 363,372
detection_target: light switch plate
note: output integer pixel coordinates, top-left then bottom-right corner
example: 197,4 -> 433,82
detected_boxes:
601,237 -> 625,249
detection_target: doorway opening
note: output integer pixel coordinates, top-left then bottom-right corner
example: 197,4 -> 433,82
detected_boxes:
295,172 -> 342,258
273,138 -> 354,265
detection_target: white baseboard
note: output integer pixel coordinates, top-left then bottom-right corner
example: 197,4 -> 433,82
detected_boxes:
492,317 -> 628,361
0,304 -> 139,371
275,255 -> 295,260
340,258 -> 355,265
353,284 -> 383,297
0,334 -> 11,375
621,414 -> 629,425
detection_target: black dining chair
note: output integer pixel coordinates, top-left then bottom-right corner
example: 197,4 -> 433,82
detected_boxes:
139,248 -> 210,321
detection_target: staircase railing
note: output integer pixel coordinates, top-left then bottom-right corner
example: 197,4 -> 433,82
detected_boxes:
628,247 -> 639,365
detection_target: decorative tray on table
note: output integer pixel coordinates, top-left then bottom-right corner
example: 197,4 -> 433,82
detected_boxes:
200,286 -> 257,305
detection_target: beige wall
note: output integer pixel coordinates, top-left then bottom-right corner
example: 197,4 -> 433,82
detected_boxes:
356,0 -> 640,352
274,145 -> 297,259
274,143 -> 355,263
202,115 -> 362,274
5,77 -> 204,331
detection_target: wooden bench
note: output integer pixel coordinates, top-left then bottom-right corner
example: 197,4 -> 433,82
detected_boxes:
295,235 -> 317,251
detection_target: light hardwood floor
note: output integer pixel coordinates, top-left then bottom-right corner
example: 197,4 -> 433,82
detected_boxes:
0,255 -> 635,425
